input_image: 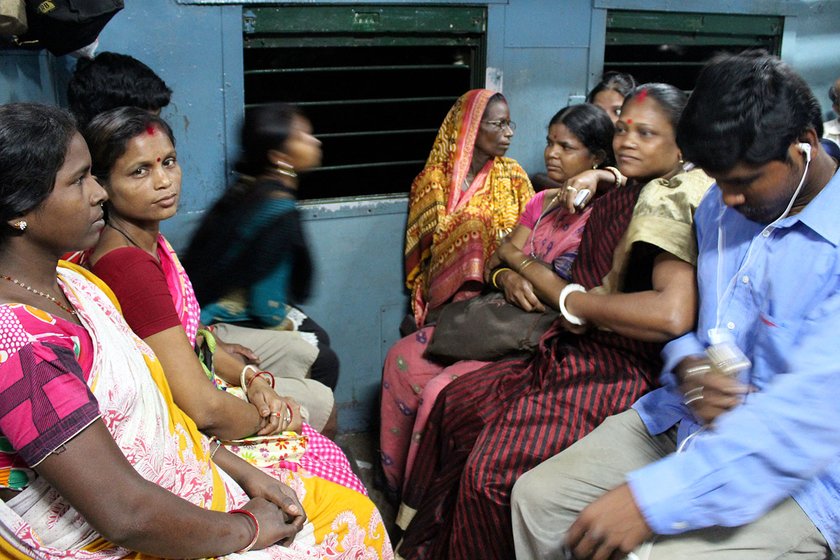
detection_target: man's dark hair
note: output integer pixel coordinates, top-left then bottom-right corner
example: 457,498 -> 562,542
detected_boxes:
0,103 -> 77,246
677,50 -> 822,172
68,52 -> 172,129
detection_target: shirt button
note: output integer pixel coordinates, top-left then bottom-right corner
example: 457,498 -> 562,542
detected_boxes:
727,321 -> 736,330
741,275 -> 749,284
672,521 -> 689,530
762,229 -> 771,238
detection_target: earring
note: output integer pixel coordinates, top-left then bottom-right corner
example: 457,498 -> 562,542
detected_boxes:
15,221 -> 26,231
273,160 -> 298,178
678,153 -> 685,165
592,164 -> 598,170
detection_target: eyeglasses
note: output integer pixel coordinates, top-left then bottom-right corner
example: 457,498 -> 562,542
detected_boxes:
482,119 -> 516,131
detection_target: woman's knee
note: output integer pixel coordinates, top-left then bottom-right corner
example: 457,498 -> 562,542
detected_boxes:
311,344 -> 340,389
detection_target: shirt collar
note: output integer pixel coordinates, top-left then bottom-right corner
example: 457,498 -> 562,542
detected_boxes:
790,168 -> 840,246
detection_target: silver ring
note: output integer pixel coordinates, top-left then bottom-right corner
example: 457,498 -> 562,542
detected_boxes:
683,387 -> 704,405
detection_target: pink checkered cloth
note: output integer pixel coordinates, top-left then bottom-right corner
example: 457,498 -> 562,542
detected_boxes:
280,423 -> 368,495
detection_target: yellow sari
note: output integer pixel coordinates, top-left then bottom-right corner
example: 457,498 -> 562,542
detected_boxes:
404,89 -> 533,326
0,263 -> 391,559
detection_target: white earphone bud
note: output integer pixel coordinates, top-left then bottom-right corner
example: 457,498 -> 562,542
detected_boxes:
799,142 -> 812,163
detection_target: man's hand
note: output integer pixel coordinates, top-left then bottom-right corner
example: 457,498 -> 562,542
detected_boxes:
565,484 -> 652,560
676,358 -> 751,425
216,337 -> 260,365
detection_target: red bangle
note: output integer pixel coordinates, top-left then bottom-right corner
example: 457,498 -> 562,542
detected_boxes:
246,370 -> 275,390
258,371 -> 276,389
229,508 -> 260,553
245,372 -> 258,389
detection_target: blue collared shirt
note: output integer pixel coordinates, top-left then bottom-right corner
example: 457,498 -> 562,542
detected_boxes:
629,169 -> 840,549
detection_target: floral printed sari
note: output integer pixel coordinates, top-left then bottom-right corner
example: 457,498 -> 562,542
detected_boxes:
0,263 -> 392,559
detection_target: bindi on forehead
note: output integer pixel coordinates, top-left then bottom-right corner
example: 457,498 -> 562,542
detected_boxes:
146,125 -> 157,136
156,157 -> 161,162
626,119 -> 633,124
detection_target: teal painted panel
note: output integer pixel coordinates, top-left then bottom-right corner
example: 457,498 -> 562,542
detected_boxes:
504,0 -> 592,48
0,50 -> 64,104
503,47 -> 591,177
298,198 -> 410,432
245,5 -> 485,35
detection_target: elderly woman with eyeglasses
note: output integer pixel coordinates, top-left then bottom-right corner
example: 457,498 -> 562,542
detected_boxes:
380,89 -> 533,498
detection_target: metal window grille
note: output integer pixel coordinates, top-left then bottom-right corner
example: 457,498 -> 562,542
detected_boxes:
243,6 -> 487,200
604,10 -> 783,91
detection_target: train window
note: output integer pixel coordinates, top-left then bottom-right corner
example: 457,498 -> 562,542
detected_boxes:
242,6 -> 486,200
604,11 -> 783,91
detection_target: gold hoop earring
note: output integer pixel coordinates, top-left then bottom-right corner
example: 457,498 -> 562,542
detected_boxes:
273,160 -> 297,178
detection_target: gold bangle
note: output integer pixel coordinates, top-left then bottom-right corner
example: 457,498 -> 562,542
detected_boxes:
491,267 -> 512,289
516,257 -> 538,273
209,437 -> 223,459
604,166 -> 624,189
519,258 -> 538,273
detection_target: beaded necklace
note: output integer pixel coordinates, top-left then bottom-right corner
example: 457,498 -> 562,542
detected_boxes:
528,189 -> 564,258
0,274 -> 76,315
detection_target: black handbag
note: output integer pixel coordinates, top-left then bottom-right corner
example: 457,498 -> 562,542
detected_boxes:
424,292 -> 557,364
18,0 -> 123,55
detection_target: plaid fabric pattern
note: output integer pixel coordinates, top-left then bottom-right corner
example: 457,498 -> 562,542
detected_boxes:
295,424 -> 367,496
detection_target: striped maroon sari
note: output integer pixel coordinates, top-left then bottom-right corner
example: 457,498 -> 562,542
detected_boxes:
397,180 -> 662,560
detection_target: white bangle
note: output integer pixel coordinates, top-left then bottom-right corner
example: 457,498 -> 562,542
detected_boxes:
558,283 -> 587,326
240,365 -> 258,402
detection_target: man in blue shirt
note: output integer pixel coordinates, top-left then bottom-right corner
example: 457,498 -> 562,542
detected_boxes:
512,51 -> 840,559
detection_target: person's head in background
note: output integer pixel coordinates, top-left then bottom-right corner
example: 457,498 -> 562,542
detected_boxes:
829,77 -> 840,118
544,103 -> 615,185
677,50 -> 827,224
236,103 -> 322,180
68,52 -> 172,129
586,71 -> 636,124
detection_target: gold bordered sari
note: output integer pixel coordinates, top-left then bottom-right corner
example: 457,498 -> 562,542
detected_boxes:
404,89 -> 533,326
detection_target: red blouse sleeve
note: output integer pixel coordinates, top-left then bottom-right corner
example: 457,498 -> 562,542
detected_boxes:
91,248 -> 182,339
